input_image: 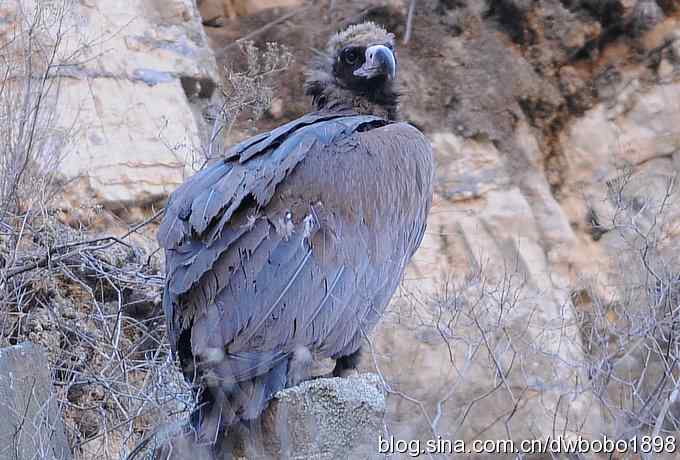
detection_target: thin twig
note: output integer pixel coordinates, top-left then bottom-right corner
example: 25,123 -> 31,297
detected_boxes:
219,5 -> 312,53
3,208 -> 164,279
403,0 -> 417,44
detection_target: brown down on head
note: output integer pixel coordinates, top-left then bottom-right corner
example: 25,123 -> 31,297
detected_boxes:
304,21 -> 400,121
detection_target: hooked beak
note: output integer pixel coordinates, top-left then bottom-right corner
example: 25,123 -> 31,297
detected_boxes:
353,45 -> 396,80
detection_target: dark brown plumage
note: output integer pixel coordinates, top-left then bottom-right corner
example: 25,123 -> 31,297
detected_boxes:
157,21 -> 433,454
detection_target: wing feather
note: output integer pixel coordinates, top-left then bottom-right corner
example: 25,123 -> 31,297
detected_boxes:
168,213 -> 255,296
158,162 -> 234,249
188,168 -> 243,234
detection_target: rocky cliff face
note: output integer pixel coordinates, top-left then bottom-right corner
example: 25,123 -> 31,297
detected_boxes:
4,0 -> 680,456
2,0 -> 221,210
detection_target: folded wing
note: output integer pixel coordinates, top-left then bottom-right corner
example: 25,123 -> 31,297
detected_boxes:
158,111 -> 433,406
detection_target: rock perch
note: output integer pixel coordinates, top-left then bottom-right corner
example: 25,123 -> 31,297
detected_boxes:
147,373 -> 387,459
0,342 -> 71,460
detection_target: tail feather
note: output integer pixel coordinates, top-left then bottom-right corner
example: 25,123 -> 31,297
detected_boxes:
189,357 -> 289,453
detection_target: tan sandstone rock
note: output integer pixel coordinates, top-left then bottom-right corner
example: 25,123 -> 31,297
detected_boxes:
1,0 -> 220,208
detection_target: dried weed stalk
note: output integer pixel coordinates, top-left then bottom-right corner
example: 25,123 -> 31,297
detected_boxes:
194,40 -> 293,168
224,40 -> 293,127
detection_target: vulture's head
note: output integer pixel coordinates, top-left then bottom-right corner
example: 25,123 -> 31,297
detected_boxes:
305,22 -> 399,120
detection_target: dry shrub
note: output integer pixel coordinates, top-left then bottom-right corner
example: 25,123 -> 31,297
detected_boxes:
579,169 -> 680,439
364,167 -> 679,453
223,40 -> 294,131
1,214 -> 193,459
0,2 -> 192,459
193,40 -> 294,169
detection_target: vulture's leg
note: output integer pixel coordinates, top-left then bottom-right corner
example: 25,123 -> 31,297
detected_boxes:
177,328 -> 198,384
286,346 -> 313,386
332,347 -> 363,377
235,417 -> 265,458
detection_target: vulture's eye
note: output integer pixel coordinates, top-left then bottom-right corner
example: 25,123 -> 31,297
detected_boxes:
342,48 -> 359,65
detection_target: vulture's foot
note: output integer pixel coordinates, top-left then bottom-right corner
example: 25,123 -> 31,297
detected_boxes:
332,348 -> 363,378
201,17 -> 225,28
309,349 -> 363,380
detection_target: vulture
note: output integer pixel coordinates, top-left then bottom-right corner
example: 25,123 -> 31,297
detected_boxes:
157,21 -> 434,452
